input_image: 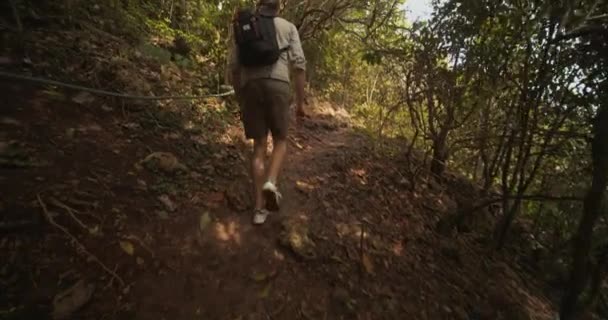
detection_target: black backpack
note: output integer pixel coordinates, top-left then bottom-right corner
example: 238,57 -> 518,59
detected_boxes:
233,8 -> 289,67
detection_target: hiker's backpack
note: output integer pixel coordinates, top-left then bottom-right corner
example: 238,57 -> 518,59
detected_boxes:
233,8 -> 288,67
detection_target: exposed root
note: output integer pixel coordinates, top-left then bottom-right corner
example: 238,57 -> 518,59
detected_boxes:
37,194 -> 125,287
49,197 -> 91,231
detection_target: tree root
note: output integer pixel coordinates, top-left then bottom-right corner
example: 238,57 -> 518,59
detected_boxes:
37,194 -> 125,287
48,197 -> 91,231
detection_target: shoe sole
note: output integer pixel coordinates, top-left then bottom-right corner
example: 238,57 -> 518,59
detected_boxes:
263,189 -> 280,212
253,214 -> 268,225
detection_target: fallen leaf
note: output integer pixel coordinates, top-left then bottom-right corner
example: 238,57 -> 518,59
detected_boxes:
158,195 -> 177,212
42,89 -> 65,100
295,181 -> 315,194
88,225 -> 101,236
259,283 -> 272,299
120,241 -> 135,256
251,271 -> 269,282
199,212 -> 212,232
123,285 -> 130,295
362,253 -> 375,275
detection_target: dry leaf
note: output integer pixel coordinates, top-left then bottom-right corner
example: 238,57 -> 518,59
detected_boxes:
259,283 -> 272,299
119,241 -> 135,256
251,268 -> 279,282
251,271 -> 269,282
199,212 -> 212,232
295,181 -> 315,194
362,253 -> 375,275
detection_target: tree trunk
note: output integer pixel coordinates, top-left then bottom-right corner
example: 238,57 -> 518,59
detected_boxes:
430,133 -> 449,177
560,105 -> 608,320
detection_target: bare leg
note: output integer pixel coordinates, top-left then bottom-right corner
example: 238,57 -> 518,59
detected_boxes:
252,136 -> 268,210
267,138 -> 287,184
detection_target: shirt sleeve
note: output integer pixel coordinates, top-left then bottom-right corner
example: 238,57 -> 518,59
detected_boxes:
288,24 -> 306,71
228,43 -> 239,71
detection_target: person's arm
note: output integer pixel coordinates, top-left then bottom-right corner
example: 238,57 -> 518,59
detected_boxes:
227,30 -> 242,96
288,24 -> 307,117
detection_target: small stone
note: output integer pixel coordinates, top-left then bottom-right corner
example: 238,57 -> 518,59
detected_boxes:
141,152 -> 188,173
66,128 -> 75,139
332,287 -> 350,305
72,91 -> 95,105
158,195 -> 177,212
52,280 -> 95,320
0,117 -> 21,126
122,122 -> 141,130
199,212 -> 212,232
156,210 -> 169,219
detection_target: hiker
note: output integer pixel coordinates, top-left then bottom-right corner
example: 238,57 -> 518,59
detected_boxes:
228,0 -> 307,225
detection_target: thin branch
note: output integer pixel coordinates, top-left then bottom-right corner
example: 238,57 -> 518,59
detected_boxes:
37,194 -> 125,287
49,197 -> 91,231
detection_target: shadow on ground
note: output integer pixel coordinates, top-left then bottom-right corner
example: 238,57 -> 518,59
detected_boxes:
1,79 -> 555,320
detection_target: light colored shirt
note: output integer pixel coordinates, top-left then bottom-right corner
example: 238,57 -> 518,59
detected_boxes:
228,16 -> 306,87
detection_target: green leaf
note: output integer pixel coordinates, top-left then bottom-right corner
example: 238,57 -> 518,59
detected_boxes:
199,212 -> 212,232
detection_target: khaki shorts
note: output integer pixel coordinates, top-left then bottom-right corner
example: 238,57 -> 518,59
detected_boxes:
240,79 -> 291,140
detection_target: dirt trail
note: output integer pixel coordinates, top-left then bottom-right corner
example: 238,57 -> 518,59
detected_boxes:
1,80 -> 556,320
130,116 -> 359,320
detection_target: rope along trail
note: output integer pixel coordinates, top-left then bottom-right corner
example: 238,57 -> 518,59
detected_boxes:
0,71 -> 235,100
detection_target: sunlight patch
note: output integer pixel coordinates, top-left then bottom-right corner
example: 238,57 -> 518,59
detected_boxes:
273,250 -> 285,261
214,220 -> 242,245
349,168 -> 368,185
392,241 -> 404,256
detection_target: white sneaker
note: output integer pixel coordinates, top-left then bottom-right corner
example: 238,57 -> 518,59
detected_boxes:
262,181 -> 282,212
253,209 -> 270,225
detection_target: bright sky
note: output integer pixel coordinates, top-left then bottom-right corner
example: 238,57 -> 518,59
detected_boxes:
401,0 -> 433,21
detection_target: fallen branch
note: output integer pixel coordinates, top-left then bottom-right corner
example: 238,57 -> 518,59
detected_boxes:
49,197 -> 91,231
37,194 -> 125,287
